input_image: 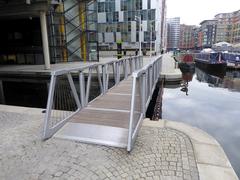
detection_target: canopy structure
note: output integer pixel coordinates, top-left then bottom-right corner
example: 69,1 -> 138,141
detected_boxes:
213,42 -> 233,47
212,42 -> 233,52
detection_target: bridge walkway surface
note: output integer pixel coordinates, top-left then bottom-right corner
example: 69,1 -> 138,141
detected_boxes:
55,77 -> 139,148
42,55 -> 162,151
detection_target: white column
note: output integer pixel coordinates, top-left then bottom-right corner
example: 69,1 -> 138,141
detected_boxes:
40,11 -> 51,70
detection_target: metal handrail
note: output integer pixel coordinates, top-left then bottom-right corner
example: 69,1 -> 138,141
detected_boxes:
127,55 -> 162,151
42,56 -> 143,140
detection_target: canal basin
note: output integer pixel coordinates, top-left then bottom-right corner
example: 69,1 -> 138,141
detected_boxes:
163,67 -> 240,177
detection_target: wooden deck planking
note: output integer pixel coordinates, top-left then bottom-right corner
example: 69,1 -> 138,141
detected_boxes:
70,109 -> 130,128
88,94 -> 132,110
109,84 -> 133,94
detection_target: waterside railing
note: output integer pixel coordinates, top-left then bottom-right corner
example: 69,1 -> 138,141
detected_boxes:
127,55 -> 162,151
42,56 -> 143,140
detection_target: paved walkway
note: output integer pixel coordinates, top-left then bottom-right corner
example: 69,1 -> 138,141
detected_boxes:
0,106 -> 199,180
160,54 -> 182,81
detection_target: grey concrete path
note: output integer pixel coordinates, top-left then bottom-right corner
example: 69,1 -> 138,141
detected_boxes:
160,53 -> 182,81
1,105 -> 237,180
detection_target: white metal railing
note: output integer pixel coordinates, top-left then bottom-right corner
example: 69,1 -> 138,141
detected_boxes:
127,55 -> 162,151
42,56 -> 143,140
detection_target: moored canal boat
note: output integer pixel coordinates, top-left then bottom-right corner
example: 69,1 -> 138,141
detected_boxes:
194,51 -> 227,73
221,52 -> 240,69
174,52 -> 195,72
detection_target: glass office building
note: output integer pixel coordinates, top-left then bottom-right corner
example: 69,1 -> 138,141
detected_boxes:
166,17 -> 180,51
97,0 -> 166,54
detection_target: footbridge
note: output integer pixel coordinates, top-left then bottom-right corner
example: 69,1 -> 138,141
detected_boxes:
42,55 -> 162,151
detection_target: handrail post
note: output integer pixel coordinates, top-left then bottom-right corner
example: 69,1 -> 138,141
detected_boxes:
79,71 -> 86,107
127,76 -> 137,152
142,73 -> 146,115
43,74 -> 56,139
85,68 -> 92,104
102,64 -> 107,93
97,65 -> 103,94
124,59 -> 128,79
67,73 -> 81,109
116,62 -> 120,84
149,66 -> 153,91
106,64 -> 109,91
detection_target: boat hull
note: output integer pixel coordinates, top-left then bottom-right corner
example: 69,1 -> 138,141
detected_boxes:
195,61 -> 226,78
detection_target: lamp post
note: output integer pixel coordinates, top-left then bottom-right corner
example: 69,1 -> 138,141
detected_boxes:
150,24 -> 153,58
135,15 -> 142,56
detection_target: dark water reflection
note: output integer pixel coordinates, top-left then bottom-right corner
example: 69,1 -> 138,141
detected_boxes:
163,67 -> 240,177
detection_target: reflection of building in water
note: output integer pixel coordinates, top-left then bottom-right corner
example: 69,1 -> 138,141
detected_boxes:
196,68 -> 223,87
222,71 -> 240,92
196,68 -> 240,92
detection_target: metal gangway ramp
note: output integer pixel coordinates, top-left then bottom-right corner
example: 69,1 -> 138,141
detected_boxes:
42,56 -> 162,151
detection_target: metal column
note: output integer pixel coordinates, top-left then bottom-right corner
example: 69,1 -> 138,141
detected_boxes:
40,11 -> 51,70
0,80 -> 5,104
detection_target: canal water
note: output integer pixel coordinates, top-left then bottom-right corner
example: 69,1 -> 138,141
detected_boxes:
162,65 -> 240,177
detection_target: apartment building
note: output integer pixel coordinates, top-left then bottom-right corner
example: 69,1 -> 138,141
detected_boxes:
179,24 -> 196,50
215,10 -> 240,44
198,20 -> 217,48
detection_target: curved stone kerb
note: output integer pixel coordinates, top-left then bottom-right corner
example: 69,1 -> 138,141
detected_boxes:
142,119 -> 239,180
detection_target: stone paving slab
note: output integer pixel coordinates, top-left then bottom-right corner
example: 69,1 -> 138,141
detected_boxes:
143,119 -> 238,180
160,54 -> 182,82
0,107 -> 199,180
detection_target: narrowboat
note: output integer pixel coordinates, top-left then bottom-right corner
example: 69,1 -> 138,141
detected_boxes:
221,52 -> 240,69
194,52 -> 227,73
174,52 -> 195,73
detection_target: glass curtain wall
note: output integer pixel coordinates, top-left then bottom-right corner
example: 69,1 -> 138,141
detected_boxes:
98,0 -> 156,50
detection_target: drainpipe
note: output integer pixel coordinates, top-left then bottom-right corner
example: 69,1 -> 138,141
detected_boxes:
40,11 -> 51,70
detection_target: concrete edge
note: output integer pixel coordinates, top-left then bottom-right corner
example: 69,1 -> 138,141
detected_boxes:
0,105 -> 44,116
160,69 -> 182,82
142,119 -> 239,180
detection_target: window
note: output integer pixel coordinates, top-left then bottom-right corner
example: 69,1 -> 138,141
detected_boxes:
128,22 -> 131,32
122,32 -> 128,42
136,0 -> 142,10
148,9 -> 155,20
98,2 -> 104,12
113,12 -> 119,22
106,12 -> 113,23
121,0 -> 128,11
141,10 -> 147,21
144,31 -> 150,41
105,0 -> 115,12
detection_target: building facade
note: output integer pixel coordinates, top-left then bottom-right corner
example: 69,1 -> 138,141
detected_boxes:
97,0 -> 165,54
198,20 -> 217,48
166,17 -> 180,51
215,10 -> 240,44
179,24 -> 196,50
0,0 -> 98,66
